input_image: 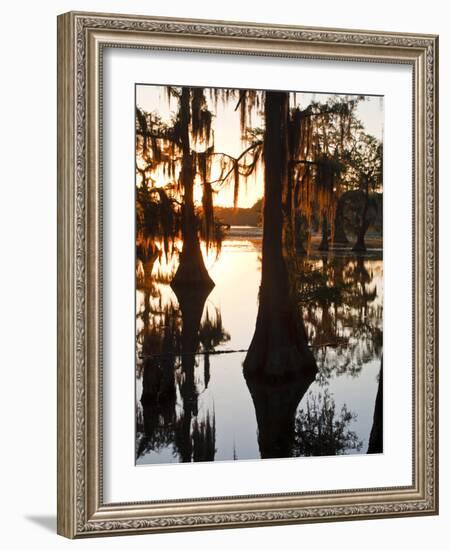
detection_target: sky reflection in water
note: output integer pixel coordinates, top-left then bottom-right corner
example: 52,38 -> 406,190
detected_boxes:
136,229 -> 383,465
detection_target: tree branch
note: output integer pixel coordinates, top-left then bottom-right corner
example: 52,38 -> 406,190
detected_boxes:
206,140 -> 263,185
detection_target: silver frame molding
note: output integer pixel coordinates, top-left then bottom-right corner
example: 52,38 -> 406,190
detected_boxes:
57,11 -> 439,538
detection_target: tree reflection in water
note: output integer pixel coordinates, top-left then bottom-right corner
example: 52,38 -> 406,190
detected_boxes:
294,389 -> 363,456
136,251 -> 383,462
245,255 -> 381,459
136,280 -> 229,462
298,255 -> 383,386
246,373 -> 316,459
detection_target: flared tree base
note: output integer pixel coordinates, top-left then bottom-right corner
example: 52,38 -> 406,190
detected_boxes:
318,240 -> 329,252
171,259 -> 215,291
351,240 -> 367,253
332,235 -> 349,245
243,312 -> 318,382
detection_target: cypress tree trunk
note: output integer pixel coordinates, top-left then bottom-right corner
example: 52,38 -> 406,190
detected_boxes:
294,213 -> 307,255
172,88 -> 214,289
352,224 -> 368,252
333,195 -> 349,244
243,91 -> 316,380
283,161 -> 297,259
318,213 -> 329,251
352,178 -> 370,253
368,363 -> 383,454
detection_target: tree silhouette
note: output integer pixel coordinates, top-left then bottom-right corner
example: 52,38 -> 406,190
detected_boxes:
288,97 -> 363,252
136,184 -> 180,287
294,389 -> 363,456
136,85 -> 384,463
368,363 -> 383,454
343,132 -> 383,251
243,91 -> 317,380
136,87 -> 263,288
242,93 -> 363,379
136,281 -> 230,462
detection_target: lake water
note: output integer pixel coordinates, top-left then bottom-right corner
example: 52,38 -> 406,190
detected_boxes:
136,227 -> 383,465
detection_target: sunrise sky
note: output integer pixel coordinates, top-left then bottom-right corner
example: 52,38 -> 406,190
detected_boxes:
136,85 -> 384,209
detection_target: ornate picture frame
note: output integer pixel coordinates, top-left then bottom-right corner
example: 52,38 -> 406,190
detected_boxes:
57,11 -> 438,538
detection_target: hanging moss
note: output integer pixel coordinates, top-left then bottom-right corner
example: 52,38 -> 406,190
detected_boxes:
286,96 -> 367,249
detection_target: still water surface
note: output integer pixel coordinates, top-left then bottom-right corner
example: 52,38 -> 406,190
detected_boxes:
136,227 -> 383,464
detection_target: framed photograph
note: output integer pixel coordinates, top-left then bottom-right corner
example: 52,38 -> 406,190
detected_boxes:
57,11 -> 439,538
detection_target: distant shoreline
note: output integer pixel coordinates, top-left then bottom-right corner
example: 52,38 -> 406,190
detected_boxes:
223,226 -> 383,257
223,225 -> 263,239
215,204 -> 262,227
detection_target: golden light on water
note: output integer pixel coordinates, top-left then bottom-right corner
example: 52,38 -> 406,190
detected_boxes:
135,84 -> 385,465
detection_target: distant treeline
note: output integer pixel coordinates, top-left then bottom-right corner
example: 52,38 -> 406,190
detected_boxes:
214,195 -> 382,235
215,199 -> 262,227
